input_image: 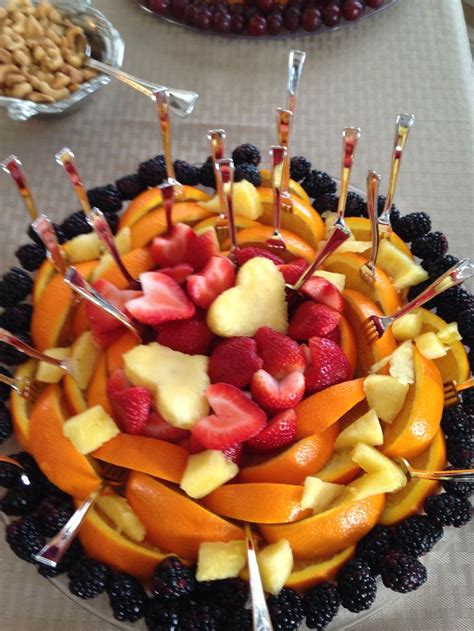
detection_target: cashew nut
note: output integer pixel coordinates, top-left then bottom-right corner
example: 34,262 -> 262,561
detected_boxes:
12,46 -> 30,66
42,45 -> 63,71
0,48 -> 13,64
24,15 -> 43,39
50,71 -> 70,89
0,63 -> 17,83
9,80 -> 32,98
29,90 -> 54,103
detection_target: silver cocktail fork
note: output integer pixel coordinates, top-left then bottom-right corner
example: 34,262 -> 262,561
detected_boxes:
359,170 -> 382,284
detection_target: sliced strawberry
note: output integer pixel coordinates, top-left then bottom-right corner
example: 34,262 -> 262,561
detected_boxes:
325,326 -> 342,345
160,263 -> 194,286
142,410 -> 190,443
222,443 -> 243,465
91,327 -> 124,349
208,337 -> 263,389
233,247 -> 284,267
192,383 -> 267,450
186,256 -> 235,309
304,336 -> 352,394
187,434 -> 206,454
106,369 -> 131,400
246,409 -> 297,453
186,229 -> 219,272
288,301 -> 341,341
157,317 -> 214,355
109,386 -> 151,435
250,370 -> 305,413
300,276 -> 344,313
126,271 -> 195,326
277,258 -> 307,285
255,326 -> 305,379
151,223 -> 195,267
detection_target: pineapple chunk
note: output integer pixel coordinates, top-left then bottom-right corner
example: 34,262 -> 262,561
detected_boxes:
207,257 -> 288,337
301,477 -> 344,514
389,340 -> 415,385
64,233 -> 101,263
342,470 -> 405,502
363,374 -> 409,424
415,332 -> 448,359
199,180 -> 263,220
92,227 -> 132,281
392,312 -> 423,341
63,405 -> 120,454
124,342 -> 210,429
196,541 -> 247,581
180,450 -> 239,499
35,347 -> 70,384
377,239 -> 428,290
69,331 -> 100,390
257,540 -> 294,595
437,322 -> 462,344
313,270 -> 346,293
96,495 -> 145,542
351,443 -> 407,488
334,409 -> 383,451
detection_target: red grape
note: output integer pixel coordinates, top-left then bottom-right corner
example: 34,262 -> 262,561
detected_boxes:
267,11 -> 283,34
231,13 -> 245,32
196,7 -> 212,28
248,14 -> 268,35
342,0 -> 364,20
283,6 -> 301,31
256,0 -> 275,13
212,10 -> 232,32
321,2 -> 341,26
183,3 -> 199,23
301,7 -> 321,30
170,0 -> 188,19
365,0 -> 384,7
149,0 -> 169,15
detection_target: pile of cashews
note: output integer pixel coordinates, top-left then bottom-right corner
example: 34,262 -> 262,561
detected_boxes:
0,0 -> 98,103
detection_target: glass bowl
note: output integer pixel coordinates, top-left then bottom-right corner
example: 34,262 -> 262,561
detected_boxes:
0,0 -> 125,121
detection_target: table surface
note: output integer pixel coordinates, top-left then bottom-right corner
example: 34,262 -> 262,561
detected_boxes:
0,0 -> 473,629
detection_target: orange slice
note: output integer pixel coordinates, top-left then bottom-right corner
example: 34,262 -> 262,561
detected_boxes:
120,186 -> 211,229
382,347 -> 444,460
342,289 -> 397,375
63,374 -> 87,415
229,225 -> 316,263
259,170 -> 311,205
295,378 -> 365,438
106,330 -> 137,374
285,546 -> 356,590
126,472 -> 244,561
97,248 -> 153,289
201,483 -> 311,524
93,434 -> 188,484
339,315 -> 357,371
317,449 -> 361,484
345,217 -> 413,260
381,429 -> 446,525
32,260 -> 55,305
323,252 -> 401,315
193,214 -> 260,233
29,384 -> 100,499
238,424 -> 338,484
259,493 -> 385,559
10,360 -> 36,449
87,353 -> 111,414
71,301 -> 90,339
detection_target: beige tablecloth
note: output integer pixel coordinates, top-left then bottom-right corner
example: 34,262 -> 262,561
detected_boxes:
0,0 -> 473,629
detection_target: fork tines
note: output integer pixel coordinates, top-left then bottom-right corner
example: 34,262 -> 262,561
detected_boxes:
443,381 -> 460,409
362,315 -> 386,343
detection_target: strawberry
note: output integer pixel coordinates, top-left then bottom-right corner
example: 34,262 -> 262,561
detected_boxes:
304,336 -> 352,394
277,258 -> 307,285
186,256 -> 235,309
246,409 -> 297,453
325,326 -> 342,345
91,327 -> 124,349
151,223 -> 194,267
288,301 -> 341,341
187,434 -> 243,465
233,247 -> 284,267
126,271 -> 195,326
142,410 -> 190,443
187,434 -> 206,454
300,276 -> 344,313
157,317 -> 214,355
185,229 -> 219,272
254,326 -> 305,379
109,386 -> 151,435
208,337 -> 263,388
250,370 -> 305,413
107,369 -> 131,399
191,383 -> 267,450
160,263 -> 194,285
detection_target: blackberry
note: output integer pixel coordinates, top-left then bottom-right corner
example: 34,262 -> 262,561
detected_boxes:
377,196 -> 400,221
407,279 -> 439,310
150,555 -> 195,600
115,173 -> 147,200
0,303 -> 33,333
389,207 -> 402,229
68,557 -> 111,599
0,267 -> 33,308
36,496 -> 73,536
6,515 -> 45,562
87,184 -> 122,213
0,367 -> 13,401
424,493 -> 472,527
234,163 -> 261,187
313,193 -> 338,214
344,191 -> 367,217
107,571 -> 148,622
442,467 -> 474,498
173,159 -> 200,186
436,287 -> 474,323
61,210 -> 92,239
0,404 -> 12,443
103,210 -> 120,235
380,550 -> 427,593
462,387 -> 474,412
138,155 -> 167,187
302,170 -> 337,199
303,582 -> 340,630
1,480 -> 43,516
441,405 -> 472,436
0,331 -> 32,365
336,559 -> 376,613
290,156 -> 312,181
446,431 -> 473,468
394,211 -> 431,242
457,306 -> 474,339
145,598 -> 182,630
9,451 -> 48,487
422,254 -> 459,280
195,577 -> 248,610
15,243 -> 46,271
267,587 -> 304,631
355,524 -> 392,574
27,222 -> 66,247
232,143 -> 261,166
0,457 -> 22,488
199,160 -> 216,188
392,515 -> 443,557
180,604 -> 223,630
226,608 -> 252,630
410,231 -> 448,260
38,539 -> 84,578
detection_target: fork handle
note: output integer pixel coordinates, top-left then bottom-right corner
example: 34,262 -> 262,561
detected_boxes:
287,49 -> 306,114
0,328 -> 68,368
391,258 -> 474,321
409,467 -> 474,482
245,526 -> 274,631
366,170 -> 382,274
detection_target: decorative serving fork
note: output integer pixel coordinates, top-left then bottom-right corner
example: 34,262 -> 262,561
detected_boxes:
359,170 -> 382,284
334,127 -> 361,230
397,458 -> 474,483
244,525 -> 274,631
287,49 -> 306,116
0,371 -> 41,404
265,145 -> 288,253
443,377 -> 474,409
1,154 -> 38,220
214,158 -> 238,254
362,259 -> 474,343
32,214 -> 69,275
207,129 -> 229,244
154,89 -> 185,200
56,147 -> 92,217
275,108 -> 293,212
